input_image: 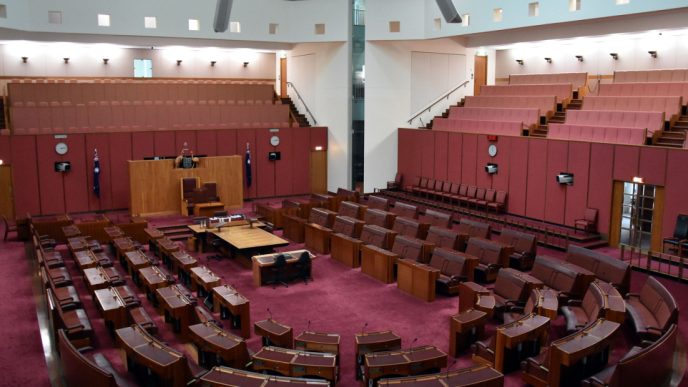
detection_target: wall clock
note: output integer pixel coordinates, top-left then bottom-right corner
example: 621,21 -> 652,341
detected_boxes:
488,144 -> 498,157
55,142 -> 69,155
270,135 -> 280,147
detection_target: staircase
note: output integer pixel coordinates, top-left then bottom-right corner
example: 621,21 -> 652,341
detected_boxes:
530,98 -> 582,138
281,97 -> 311,127
425,99 -> 464,129
157,224 -> 194,242
654,114 -> 688,148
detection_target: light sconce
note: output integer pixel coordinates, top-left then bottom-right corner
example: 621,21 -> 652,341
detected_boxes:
575,55 -> 584,62
243,61 -> 249,67
609,53 -> 619,60
632,176 -> 644,184
176,60 -> 182,66
544,57 -> 552,64
63,57 -> 70,64
21,56 -> 28,63
314,146 -> 323,151
0,159 -> 4,165
648,50 -> 657,58
210,61 -> 216,67
103,58 -> 109,65
515,59 -> 524,65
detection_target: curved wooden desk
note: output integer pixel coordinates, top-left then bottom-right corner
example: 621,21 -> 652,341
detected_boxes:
355,331 -> 402,380
377,364 -> 503,386
255,319 -> 294,348
188,321 -> 249,369
200,366 -> 330,386
213,284 -> 251,338
363,345 -> 447,386
156,284 -> 196,336
251,346 -> 338,384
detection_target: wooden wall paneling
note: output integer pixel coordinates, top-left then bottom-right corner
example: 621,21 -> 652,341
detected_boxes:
507,137 -> 529,216
0,165 -> 14,219
290,128 -> 310,195
475,135 -> 492,189
9,136 -> 40,216
588,143 -> 615,237
398,129 -> 422,182
175,131 -> 198,156
638,147 -> 667,186
196,130 -> 218,156
651,186 -> 665,252
256,129 -> 276,198
128,156 -> 243,216
420,133 -> 435,178
433,131 -> 448,181
564,142 -> 591,227
310,150 -> 327,194
35,135 -> 66,215
490,136 -> 510,192
216,129 -> 238,156
446,133 -> 462,183
109,133 -> 133,209
274,127 -> 294,197
0,135 -> 11,164
132,132 -> 155,160
543,140 -> 568,225
154,131 -> 176,158
525,139 -> 547,220
62,134 -> 90,214
608,181 -> 624,247
461,134 -> 478,186
662,150 -> 688,239
613,145 -> 640,182
309,127 -> 328,150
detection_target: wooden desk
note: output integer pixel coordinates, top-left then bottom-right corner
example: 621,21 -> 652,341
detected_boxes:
251,250 -> 314,287
294,331 -> 341,358
113,237 -> 137,263
355,331 -> 402,380
138,265 -> 175,302
199,366 -> 330,386
363,345 -> 447,386
144,227 -> 165,254
195,202 -> 226,217
255,319 -> 294,348
104,226 -> 125,241
62,225 -> 82,239
492,313 -> 550,372
252,346 -> 338,384
450,309 -> 488,357
188,321 -> 249,369
548,319 -> 621,387
93,286 -> 139,332
190,266 -> 222,303
124,250 -> 152,284
377,364 -> 503,386
255,203 -> 298,229
74,250 -> 112,271
361,245 -> 398,284
282,214 -> 307,243
156,284 -> 196,336
115,325 -> 189,387
534,288 -> 559,320
67,236 -> 102,254
396,258 -> 439,302
156,237 -> 180,267
170,251 -> 198,286
595,281 -> 626,324
213,285 -> 251,339
83,266 -> 125,292
304,223 -> 332,255
459,282 -> 495,318
330,232 -> 363,268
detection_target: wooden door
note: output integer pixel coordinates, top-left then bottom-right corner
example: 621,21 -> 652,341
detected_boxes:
0,165 -> 15,220
280,58 -> 287,98
309,151 -> 327,194
474,55 -> 488,96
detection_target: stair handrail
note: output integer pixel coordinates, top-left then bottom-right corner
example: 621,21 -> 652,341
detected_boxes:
286,81 -> 317,125
407,80 -> 470,126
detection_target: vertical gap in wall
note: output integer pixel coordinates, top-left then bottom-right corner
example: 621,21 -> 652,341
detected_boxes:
352,0 -> 365,191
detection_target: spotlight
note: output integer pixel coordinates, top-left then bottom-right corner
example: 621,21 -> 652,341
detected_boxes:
176,59 -> 182,66
21,57 -> 28,63
648,50 -> 657,58
609,53 -> 619,60
485,163 -> 498,175
575,55 -> 584,62
243,61 -> 249,67
515,59 -> 524,65
556,172 -> 574,185
102,58 -> 109,65
210,61 -> 216,67
63,57 -> 69,64
544,57 -> 552,63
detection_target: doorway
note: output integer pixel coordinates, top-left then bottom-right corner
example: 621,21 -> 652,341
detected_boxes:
618,182 -> 657,251
0,165 -> 14,220
473,55 -> 488,95
280,58 -> 287,98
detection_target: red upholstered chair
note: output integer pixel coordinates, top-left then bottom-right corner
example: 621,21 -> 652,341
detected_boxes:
2,216 -> 17,241
574,208 -> 598,233
387,173 -> 402,190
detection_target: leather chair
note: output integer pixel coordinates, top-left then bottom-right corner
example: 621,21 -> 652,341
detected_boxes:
2,215 -> 17,241
295,251 -> 312,284
575,208 -> 598,233
662,214 -> 688,256
386,173 -> 402,190
560,283 -> 603,333
269,254 -> 289,288
625,276 -> 678,341
498,228 -> 537,271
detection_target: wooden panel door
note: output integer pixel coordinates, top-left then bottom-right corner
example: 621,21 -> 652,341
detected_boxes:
0,165 -> 15,220
474,55 -> 488,96
310,151 -> 327,194
280,58 -> 287,98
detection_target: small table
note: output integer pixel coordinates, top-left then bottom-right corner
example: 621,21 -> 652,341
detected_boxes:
139,265 -> 175,303
169,251 -> 198,285
294,331 -> 341,358
124,250 -> 152,284
449,308 -> 488,357
188,321 -> 249,369
213,285 -> 251,339
94,286 -> 139,332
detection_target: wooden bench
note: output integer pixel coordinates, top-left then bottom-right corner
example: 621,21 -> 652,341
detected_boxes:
566,245 -> 631,294
531,255 -> 595,301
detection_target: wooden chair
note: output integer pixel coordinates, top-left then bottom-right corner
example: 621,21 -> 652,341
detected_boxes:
574,208 -> 598,233
2,215 -> 17,241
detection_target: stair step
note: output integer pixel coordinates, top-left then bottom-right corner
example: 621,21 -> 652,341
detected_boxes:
661,133 -> 685,139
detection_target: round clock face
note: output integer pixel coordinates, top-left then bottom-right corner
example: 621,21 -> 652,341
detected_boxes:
55,142 -> 69,155
488,144 -> 498,157
270,135 -> 280,147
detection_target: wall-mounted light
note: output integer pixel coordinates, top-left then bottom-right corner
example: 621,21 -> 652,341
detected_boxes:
515,59 -> 524,65
0,159 -> 4,165
485,163 -> 498,175
632,176 -> 644,184
63,57 -> 70,64
21,56 -> 28,63
314,146 -> 323,151
544,57 -> 552,64
103,58 -> 109,65
556,172 -> 574,186
575,55 -> 584,62
210,61 -> 216,67
176,59 -> 182,66
609,53 -> 619,60
648,50 -> 657,58
243,61 -> 249,67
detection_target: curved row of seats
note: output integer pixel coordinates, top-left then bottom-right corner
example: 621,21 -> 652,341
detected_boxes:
509,72 -> 588,91
480,83 -> 573,104
582,96 -> 682,123
447,106 -> 541,129
464,95 -> 557,118
432,118 -> 524,136
614,68 -> 688,83
599,81 -> 688,101
405,176 -> 508,214
548,124 -> 647,145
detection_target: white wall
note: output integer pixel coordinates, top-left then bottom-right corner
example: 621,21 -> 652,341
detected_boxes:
410,52 -> 466,112
288,42 -> 351,192
364,37 -> 467,193
0,42 -> 276,79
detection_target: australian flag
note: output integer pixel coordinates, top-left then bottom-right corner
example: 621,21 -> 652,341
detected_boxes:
93,150 -> 101,197
245,143 -> 252,187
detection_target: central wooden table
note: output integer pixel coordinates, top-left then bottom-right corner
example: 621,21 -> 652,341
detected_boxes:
213,285 -> 251,338
201,224 -> 289,265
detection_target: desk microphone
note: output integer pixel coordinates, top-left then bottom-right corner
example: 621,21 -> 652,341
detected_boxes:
408,337 -> 418,351
267,307 -> 272,320
307,320 -> 311,332
361,322 -> 368,334
445,359 -> 457,381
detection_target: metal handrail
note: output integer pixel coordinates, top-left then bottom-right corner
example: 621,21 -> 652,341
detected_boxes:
286,81 -> 317,125
407,80 -> 470,124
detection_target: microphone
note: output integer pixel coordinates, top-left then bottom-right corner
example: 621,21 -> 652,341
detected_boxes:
267,307 -> 272,320
306,320 -> 311,332
361,322 -> 368,334
408,337 -> 418,351
445,359 -> 457,381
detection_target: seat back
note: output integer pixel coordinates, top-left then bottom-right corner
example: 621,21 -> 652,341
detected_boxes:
391,201 -> 418,219
584,208 -> 598,223
425,226 -> 460,250
339,201 -> 361,219
531,255 -> 582,295
639,277 -> 679,331
457,219 -> 491,239
418,209 -> 452,229
332,216 -> 364,238
364,209 -> 395,229
392,217 -> 427,239
181,177 -> 199,200
581,283 -> 604,320
391,235 -> 424,261
498,228 -> 537,256
672,214 -> 688,239
360,225 -> 394,249
494,268 -> 530,302
308,208 -> 335,228
429,247 -> 472,278
566,245 -> 630,293
367,196 -> 390,211
466,238 -> 502,267
58,329 -> 117,387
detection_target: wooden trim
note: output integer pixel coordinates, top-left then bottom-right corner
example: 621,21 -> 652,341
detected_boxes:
609,181 -> 624,247
0,76 -> 276,82
0,165 -> 14,220
651,186 -> 665,252
309,151 -> 327,194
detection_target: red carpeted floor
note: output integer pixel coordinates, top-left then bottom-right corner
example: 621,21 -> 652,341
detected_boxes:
1,210 -> 687,386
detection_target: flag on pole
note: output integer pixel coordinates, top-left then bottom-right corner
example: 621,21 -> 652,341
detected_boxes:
245,143 -> 252,187
93,149 -> 101,197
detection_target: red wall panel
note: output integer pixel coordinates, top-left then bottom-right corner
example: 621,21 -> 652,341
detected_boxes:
35,135 -> 66,214
461,134 -> 478,186
216,129 -> 238,156
565,142 -> 591,227
310,127 -> 328,150
398,129 -> 420,183
544,140 -> 568,225
420,134 -> 435,178
132,132 -> 154,160
613,146 -> 640,182
475,136 -> 492,189
275,128 -> 295,197
507,138 -> 529,216
638,147 -> 667,186
236,129 -> 256,198
0,135 -> 11,164
588,143 -> 615,236
196,130 -> 218,156
108,133 -> 133,209
256,129 -> 276,198
154,131 -> 176,157
292,128 -> 311,195
85,134 -> 112,211
62,134 -> 89,213
491,136 -> 511,192
662,150 -> 688,239
433,131 -> 448,181
175,131 -> 197,156
446,133 -> 462,183
10,136 -> 40,216
525,139 -> 548,220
